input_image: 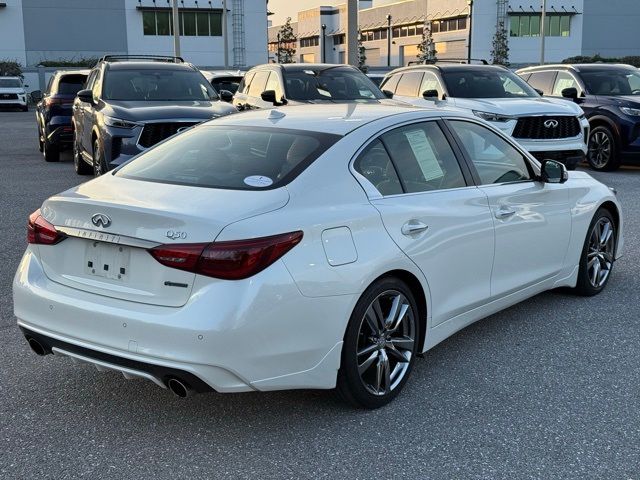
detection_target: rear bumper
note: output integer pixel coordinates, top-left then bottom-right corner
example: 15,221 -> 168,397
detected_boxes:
46,124 -> 74,146
13,247 -> 352,394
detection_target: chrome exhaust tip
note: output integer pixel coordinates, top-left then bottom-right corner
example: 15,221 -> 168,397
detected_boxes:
27,337 -> 49,356
166,378 -> 192,398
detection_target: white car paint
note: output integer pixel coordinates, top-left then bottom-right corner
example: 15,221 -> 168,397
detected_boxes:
0,76 -> 28,109
13,104 -> 623,397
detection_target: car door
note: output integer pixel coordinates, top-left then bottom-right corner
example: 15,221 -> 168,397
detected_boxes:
446,119 -> 571,298
76,70 -> 96,154
353,120 -> 495,325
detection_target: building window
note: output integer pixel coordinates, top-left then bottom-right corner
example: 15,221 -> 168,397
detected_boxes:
509,14 -> 571,37
141,9 -> 222,36
300,36 -> 319,48
333,34 -> 345,46
430,16 -> 467,34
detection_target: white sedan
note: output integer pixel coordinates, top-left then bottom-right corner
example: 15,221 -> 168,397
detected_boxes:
13,104 -> 623,408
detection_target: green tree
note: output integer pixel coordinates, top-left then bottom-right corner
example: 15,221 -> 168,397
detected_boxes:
417,21 -> 437,63
490,20 -> 510,66
277,17 -> 297,64
0,60 -> 23,78
357,31 -> 368,72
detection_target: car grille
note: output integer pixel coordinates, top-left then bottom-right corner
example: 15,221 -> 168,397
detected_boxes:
0,93 -> 18,100
512,116 -> 581,140
138,122 -> 199,148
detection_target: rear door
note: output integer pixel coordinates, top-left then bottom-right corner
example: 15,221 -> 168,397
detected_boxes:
354,120 -> 495,325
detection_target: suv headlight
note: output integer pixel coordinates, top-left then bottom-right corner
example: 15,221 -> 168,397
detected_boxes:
103,115 -> 140,129
472,110 -> 514,122
620,106 -> 640,116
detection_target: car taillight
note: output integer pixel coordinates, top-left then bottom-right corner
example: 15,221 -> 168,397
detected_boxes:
27,209 -> 66,245
44,97 -> 70,106
149,231 -> 303,280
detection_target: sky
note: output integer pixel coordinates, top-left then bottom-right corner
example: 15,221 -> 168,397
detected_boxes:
268,0 -> 399,26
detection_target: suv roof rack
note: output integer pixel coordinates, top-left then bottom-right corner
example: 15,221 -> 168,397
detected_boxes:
98,55 -> 184,64
408,58 -> 489,66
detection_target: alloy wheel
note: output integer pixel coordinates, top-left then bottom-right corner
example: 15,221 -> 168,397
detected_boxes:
93,141 -> 104,177
588,131 -> 611,169
586,217 -> 615,288
356,290 -> 415,396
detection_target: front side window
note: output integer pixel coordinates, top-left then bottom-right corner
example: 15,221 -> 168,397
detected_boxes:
265,72 -> 284,100
117,126 -> 341,190
284,68 -> 384,101
420,72 -> 443,97
395,72 -> 423,97
248,70 -> 270,97
552,71 -> 579,96
103,69 -> 217,101
382,122 -> 467,193
442,69 -> 538,98
526,71 -> 557,94
581,69 -> 640,96
448,120 -> 531,185
380,74 -> 401,94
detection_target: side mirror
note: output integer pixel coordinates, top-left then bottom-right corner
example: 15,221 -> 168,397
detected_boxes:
77,88 -> 94,104
561,87 -> 578,100
219,89 -> 234,102
540,159 -> 568,184
30,90 -> 43,102
534,88 -> 544,96
382,89 -> 394,99
422,89 -> 439,100
261,89 -> 277,104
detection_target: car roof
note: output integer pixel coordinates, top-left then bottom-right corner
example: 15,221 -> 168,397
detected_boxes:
387,64 -> 508,76
206,103 -> 470,136
517,63 -> 636,73
105,61 -> 197,71
55,69 -> 90,76
250,63 -> 359,73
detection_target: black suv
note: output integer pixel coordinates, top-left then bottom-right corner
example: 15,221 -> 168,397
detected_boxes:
32,69 -> 89,162
73,55 -> 237,176
517,63 -> 640,171
233,64 -> 391,110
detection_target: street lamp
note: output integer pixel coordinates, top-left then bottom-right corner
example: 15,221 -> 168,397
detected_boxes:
386,14 -> 392,67
467,0 -> 473,64
540,0 -> 547,64
321,23 -> 327,63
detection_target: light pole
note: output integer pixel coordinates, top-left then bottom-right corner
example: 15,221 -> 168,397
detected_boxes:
386,14 -> 392,67
222,0 -> 229,68
321,24 -> 327,63
171,0 -> 181,58
540,0 -> 547,64
467,0 -> 473,64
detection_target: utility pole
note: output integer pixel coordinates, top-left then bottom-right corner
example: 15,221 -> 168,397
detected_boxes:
467,0 -> 473,64
223,0 -> 229,68
386,14 -> 392,67
172,0 -> 181,58
346,0 -> 358,66
321,24 -> 327,63
540,0 -> 547,64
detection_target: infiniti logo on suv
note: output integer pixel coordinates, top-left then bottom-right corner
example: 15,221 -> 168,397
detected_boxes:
91,213 -> 112,228
544,119 -> 559,128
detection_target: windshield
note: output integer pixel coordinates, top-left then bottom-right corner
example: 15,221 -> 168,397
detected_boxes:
442,69 -> 539,98
103,69 -> 218,101
285,68 -> 385,101
0,78 -> 22,88
116,125 -> 341,190
211,77 -> 242,94
581,70 -> 640,96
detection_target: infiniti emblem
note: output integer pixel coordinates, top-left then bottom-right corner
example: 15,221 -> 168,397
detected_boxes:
91,213 -> 112,228
544,119 -> 559,128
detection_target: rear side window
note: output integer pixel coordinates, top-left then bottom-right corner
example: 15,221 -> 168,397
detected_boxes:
395,72 -> 424,97
116,126 -> 341,190
57,74 -> 88,94
526,71 -> 557,94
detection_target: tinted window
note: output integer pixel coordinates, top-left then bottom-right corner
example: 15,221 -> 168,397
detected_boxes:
265,72 -> 284,100
57,74 -> 88,95
442,69 -> 538,98
526,71 -> 556,94
419,72 -> 442,97
103,69 -> 217,101
354,140 -> 403,196
380,74 -> 401,94
382,122 -> 466,193
449,120 -> 531,185
0,78 -> 21,88
581,69 -> 640,96
248,70 -> 270,97
395,72 -> 423,97
116,126 -> 340,190
284,68 -> 384,101
552,71 -> 579,96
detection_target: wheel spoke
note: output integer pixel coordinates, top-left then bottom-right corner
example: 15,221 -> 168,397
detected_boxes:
358,351 -> 378,375
385,344 -> 409,363
385,295 -> 401,329
600,222 -> 613,247
390,336 -> 414,352
591,261 -> 601,286
357,343 -> 378,358
388,303 -> 409,333
380,349 -> 390,394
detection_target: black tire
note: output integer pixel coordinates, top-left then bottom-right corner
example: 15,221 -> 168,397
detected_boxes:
573,208 -> 616,296
37,125 -> 44,152
92,138 -> 107,177
336,277 -> 421,409
587,125 -> 620,171
21,105 -> 28,112
73,138 -> 92,175
43,138 -> 60,162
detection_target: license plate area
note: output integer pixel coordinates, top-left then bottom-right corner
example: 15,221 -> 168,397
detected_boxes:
84,241 -> 131,281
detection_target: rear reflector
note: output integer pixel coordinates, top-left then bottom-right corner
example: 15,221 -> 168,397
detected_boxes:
27,209 -> 66,245
149,231 -> 303,280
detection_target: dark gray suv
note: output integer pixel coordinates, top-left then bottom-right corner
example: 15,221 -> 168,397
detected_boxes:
73,55 -> 237,176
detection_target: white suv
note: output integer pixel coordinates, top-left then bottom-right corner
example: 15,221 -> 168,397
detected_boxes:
381,64 -> 590,169
0,76 -> 28,111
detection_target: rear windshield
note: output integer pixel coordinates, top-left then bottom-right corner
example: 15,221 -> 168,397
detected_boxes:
58,74 -> 88,94
442,69 -> 538,98
285,68 -> 385,101
581,70 -> 640,96
0,78 -> 21,88
116,125 -> 341,190
103,69 -> 218,101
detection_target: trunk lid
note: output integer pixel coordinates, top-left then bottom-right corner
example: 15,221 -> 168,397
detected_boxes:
37,175 -> 289,306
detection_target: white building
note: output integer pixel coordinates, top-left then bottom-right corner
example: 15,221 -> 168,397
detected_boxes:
267,0 -> 640,68
0,0 -> 268,68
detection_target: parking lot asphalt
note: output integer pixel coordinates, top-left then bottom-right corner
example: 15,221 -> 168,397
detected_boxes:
1,110 -> 639,479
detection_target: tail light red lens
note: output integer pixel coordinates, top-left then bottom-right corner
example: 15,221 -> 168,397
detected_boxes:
149,231 -> 303,280
44,97 -> 72,107
27,209 -> 66,245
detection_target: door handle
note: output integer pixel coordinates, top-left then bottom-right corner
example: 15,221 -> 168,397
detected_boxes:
401,220 -> 429,236
495,207 -> 516,219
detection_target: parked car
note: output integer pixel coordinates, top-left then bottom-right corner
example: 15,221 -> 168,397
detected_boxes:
14,104 -> 622,408
381,64 -> 590,169
233,63 -> 393,110
73,55 -> 237,176
200,70 -> 244,102
31,69 -> 90,162
366,72 -> 387,87
0,76 -> 29,111
517,63 -> 640,171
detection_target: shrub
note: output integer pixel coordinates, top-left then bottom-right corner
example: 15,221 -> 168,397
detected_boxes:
37,58 -> 98,68
0,60 -> 23,78
563,54 -> 640,67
